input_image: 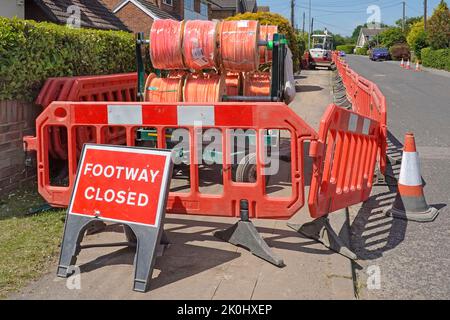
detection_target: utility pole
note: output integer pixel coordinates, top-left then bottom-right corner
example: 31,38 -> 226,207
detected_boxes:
291,0 -> 295,28
308,0 -> 311,49
302,12 -> 305,35
402,1 -> 406,32
424,0 -> 428,31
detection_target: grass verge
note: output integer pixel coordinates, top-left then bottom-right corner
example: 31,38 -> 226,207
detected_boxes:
0,186 -> 65,298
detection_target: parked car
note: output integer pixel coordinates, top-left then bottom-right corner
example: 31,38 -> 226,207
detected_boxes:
369,48 -> 390,61
338,51 -> 346,57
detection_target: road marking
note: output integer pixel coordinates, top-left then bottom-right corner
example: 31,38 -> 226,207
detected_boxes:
374,74 -> 386,77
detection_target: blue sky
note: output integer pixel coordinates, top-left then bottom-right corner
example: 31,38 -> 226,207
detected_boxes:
257,0 -> 443,36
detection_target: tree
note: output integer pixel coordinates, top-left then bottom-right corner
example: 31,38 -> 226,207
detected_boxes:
427,0 -> 450,49
333,34 -> 352,47
395,16 -> 422,33
407,20 -> 428,60
378,27 -> 406,48
351,24 -> 367,43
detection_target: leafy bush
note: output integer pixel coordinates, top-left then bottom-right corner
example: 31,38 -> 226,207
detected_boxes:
407,20 -> 428,60
427,0 -> 450,49
336,45 -> 356,54
0,18 -> 135,102
421,47 -> 450,71
355,46 -> 368,55
389,43 -> 411,60
379,27 -> 406,48
226,12 -> 300,71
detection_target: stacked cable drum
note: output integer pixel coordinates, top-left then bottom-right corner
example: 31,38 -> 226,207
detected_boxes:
225,72 -> 242,96
144,73 -> 184,102
259,25 -> 278,64
149,19 -> 185,69
183,20 -> 219,70
220,20 -> 260,72
243,72 -> 271,97
184,73 -> 226,103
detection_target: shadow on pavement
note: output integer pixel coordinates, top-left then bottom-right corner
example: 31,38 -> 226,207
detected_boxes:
350,131 -> 405,260
295,85 -> 324,93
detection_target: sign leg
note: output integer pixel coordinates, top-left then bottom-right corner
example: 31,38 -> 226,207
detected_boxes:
57,215 -> 94,277
128,224 -> 161,293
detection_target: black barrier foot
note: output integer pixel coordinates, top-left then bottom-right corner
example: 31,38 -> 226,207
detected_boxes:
214,200 -> 284,267
288,216 -> 357,260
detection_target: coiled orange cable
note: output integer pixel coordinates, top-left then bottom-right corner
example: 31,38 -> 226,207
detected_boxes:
220,20 -> 260,72
225,72 -> 241,96
183,73 -> 225,103
183,20 -> 219,70
149,19 -> 185,70
259,25 -> 278,64
243,72 -> 271,97
144,73 -> 184,102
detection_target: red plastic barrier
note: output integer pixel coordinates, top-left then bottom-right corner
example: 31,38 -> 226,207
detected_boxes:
332,52 -> 387,174
24,102 -> 317,219
308,104 -> 381,218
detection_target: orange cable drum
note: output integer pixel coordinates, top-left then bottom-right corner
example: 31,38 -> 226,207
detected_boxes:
225,72 -> 241,96
144,73 -> 184,102
183,73 -> 226,103
220,20 -> 260,72
183,20 -> 219,70
243,72 -> 271,97
149,19 -> 185,70
259,25 -> 278,64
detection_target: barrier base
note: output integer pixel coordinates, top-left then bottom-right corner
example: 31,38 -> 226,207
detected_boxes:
385,206 -> 439,222
288,216 -> 357,260
214,220 -> 284,267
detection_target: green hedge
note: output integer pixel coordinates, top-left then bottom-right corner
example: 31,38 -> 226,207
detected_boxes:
0,18 -> 135,102
336,45 -> 355,54
355,47 -> 368,55
421,47 -> 450,71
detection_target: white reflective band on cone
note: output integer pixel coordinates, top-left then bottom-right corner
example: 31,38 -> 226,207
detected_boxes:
399,151 -> 422,186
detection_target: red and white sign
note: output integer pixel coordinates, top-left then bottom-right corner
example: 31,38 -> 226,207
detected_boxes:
69,144 -> 172,227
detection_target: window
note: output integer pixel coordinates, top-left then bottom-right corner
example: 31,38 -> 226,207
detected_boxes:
163,0 -> 173,6
200,2 -> 208,17
184,0 -> 194,11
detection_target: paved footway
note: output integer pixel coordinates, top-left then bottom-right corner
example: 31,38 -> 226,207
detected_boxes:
11,70 -> 355,300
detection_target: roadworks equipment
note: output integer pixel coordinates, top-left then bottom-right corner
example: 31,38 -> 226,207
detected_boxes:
385,133 -> 440,222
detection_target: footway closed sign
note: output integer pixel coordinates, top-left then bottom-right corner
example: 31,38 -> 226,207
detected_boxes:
69,144 -> 173,227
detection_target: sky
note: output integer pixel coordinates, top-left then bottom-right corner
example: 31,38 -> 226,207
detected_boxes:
257,0 -> 443,36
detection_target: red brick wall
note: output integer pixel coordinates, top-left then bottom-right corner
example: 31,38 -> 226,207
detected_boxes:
0,101 -> 41,195
115,2 -> 155,35
100,0 -> 123,11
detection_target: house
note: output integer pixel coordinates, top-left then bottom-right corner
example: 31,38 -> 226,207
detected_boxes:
210,0 -> 257,20
356,27 -> 386,48
258,5 -> 269,12
102,0 -> 213,34
21,0 -> 129,31
0,0 -> 25,19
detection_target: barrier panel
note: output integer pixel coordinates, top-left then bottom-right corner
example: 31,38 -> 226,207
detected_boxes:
35,74 -> 138,160
332,52 -> 387,174
24,101 -> 317,219
308,104 -> 380,218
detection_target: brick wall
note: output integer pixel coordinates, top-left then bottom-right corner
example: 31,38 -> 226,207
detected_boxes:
210,9 -> 236,20
115,2 -> 155,35
0,101 -> 41,196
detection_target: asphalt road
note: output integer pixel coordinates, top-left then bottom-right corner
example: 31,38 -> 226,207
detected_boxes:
344,55 -> 450,299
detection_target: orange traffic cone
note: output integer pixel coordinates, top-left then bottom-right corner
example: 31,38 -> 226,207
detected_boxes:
415,61 -> 421,71
400,58 -> 404,68
386,133 -> 440,222
405,59 -> 411,69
